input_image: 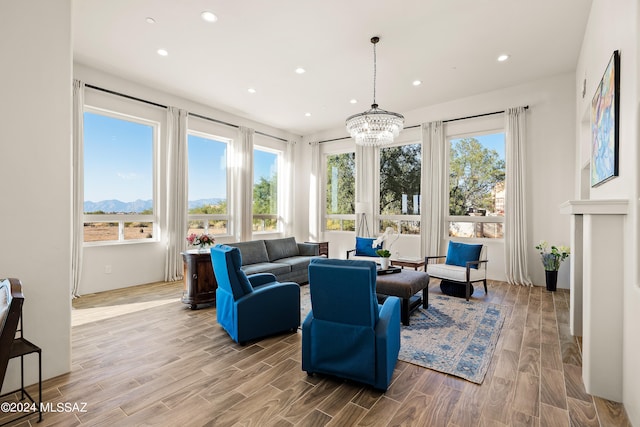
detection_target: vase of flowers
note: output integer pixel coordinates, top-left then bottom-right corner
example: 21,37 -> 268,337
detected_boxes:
534,241 -> 570,291
186,232 -> 216,252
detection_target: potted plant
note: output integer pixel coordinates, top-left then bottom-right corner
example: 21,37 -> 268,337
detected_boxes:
376,249 -> 392,269
534,240 -> 570,291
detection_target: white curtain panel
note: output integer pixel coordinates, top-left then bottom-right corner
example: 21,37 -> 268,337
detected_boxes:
233,127 -> 254,242
164,107 -> 188,282
72,80 -> 85,297
504,107 -> 533,286
420,121 -> 446,258
356,144 -> 375,236
282,140 -> 296,236
308,141 -> 321,241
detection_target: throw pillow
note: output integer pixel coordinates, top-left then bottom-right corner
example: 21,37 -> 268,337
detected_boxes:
355,237 -> 381,257
445,242 -> 483,269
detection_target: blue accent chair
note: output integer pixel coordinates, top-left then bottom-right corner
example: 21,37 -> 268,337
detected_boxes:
302,258 -> 401,391
210,244 -> 300,344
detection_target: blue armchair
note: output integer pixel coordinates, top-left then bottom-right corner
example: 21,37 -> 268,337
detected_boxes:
302,258 -> 401,391
210,244 -> 300,344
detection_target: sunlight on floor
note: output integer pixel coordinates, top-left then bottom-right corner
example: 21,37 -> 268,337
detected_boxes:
72,297 -> 179,327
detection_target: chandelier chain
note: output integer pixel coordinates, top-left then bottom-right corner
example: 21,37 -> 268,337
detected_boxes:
372,41 -> 377,106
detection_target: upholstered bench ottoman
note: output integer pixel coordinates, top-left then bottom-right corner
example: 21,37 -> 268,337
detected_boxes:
376,270 -> 429,326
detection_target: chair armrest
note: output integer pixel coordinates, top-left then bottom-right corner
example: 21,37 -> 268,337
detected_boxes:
465,259 -> 488,280
298,243 -> 320,256
425,255 -> 446,264
247,273 -> 278,288
346,249 -> 356,259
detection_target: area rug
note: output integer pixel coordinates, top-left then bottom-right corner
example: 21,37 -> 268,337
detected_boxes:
299,286 -> 509,384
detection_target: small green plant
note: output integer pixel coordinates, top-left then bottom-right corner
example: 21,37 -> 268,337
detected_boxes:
376,249 -> 391,258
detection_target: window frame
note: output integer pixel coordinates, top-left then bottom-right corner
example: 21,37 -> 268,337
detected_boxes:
186,129 -> 232,238
445,116 -> 506,241
375,140 -> 422,235
82,105 -> 160,246
321,148 -> 356,233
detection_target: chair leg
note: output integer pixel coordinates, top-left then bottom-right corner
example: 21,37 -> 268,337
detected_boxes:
484,279 -> 488,295
465,282 -> 470,301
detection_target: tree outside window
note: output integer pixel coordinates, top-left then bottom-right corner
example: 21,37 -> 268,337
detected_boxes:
253,148 -> 279,232
379,143 -> 421,234
325,152 -> 355,231
448,134 -> 505,238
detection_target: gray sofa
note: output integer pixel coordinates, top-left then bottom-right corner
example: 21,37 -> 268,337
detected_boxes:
228,237 -> 321,284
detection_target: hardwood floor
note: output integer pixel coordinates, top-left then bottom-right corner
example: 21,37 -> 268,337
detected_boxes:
1,280 -> 631,426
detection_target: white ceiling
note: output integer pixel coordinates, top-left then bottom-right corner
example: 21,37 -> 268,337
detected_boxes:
73,0 -> 592,137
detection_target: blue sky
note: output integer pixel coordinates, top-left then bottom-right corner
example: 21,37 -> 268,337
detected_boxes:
84,112 -> 278,203
455,132 -> 505,159
84,112 -> 153,202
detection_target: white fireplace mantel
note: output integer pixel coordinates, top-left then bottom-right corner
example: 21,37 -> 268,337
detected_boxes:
560,198 -> 627,402
560,199 -> 629,215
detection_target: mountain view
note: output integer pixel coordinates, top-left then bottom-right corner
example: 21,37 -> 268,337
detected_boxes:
84,198 -> 225,214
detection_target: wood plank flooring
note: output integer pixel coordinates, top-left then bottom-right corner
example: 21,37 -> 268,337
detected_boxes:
1,280 -> 631,426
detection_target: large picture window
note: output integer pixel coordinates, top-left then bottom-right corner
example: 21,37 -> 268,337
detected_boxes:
187,132 -> 229,236
83,110 -> 156,243
253,147 -> 280,232
324,152 -> 355,231
448,132 -> 505,238
379,143 -> 421,234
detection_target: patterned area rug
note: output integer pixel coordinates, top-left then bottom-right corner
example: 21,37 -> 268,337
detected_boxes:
300,286 -> 509,384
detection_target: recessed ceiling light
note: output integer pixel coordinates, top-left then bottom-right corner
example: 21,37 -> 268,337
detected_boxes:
201,11 -> 218,22
305,112 -> 311,117
497,54 -> 510,62
412,80 -> 422,86
247,88 -> 256,94
350,99 -> 358,104
295,67 -> 306,74
157,48 -> 168,56
145,17 -> 156,24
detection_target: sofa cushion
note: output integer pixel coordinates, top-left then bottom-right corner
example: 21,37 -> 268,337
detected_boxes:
445,242 -> 482,269
355,237 -> 381,257
427,263 -> 486,282
241,262 -> 291,277
265,237 -> 299,262
228,240 -> 269,265
277,256 -> 315,272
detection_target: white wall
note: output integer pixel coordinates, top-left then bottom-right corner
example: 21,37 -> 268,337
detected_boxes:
0,1 -> 72,389
574,0 -> 639,422
74,64 -> 301,295
299,73 -> 576,287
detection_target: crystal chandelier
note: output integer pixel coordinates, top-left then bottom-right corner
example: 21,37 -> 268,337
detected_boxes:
346,36 -> 404,146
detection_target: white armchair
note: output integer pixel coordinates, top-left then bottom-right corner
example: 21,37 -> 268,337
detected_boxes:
425,242 -> 488,301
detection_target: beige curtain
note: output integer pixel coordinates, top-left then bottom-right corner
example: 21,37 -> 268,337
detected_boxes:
233,127 -> 254,242
308,141 -> 321,241
504,107 -> 532,286
164,107 -> 188,281
420,121 -> 446,257
72,79 -> 85,297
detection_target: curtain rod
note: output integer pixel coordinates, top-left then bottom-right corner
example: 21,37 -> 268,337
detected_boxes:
85,84 -> 290,143
315,106 -> 529,144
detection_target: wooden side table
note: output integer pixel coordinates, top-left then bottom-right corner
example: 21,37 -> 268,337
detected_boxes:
181,250 -> 217,309
305,241 -> 329,257
391,258 -> 426,271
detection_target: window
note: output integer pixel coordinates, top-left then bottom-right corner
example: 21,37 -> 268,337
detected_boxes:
324,152 -> 355,231
448,132 -> 505,238
378,143 -> 421,234
83,110 -> 156,243
187,132 -> 229,236
253,147 -> 280,232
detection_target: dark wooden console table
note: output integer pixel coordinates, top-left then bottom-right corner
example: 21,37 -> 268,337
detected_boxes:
181,250 -> 217,309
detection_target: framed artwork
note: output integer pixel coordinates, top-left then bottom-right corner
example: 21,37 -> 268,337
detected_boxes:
591,50 -> 620,187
